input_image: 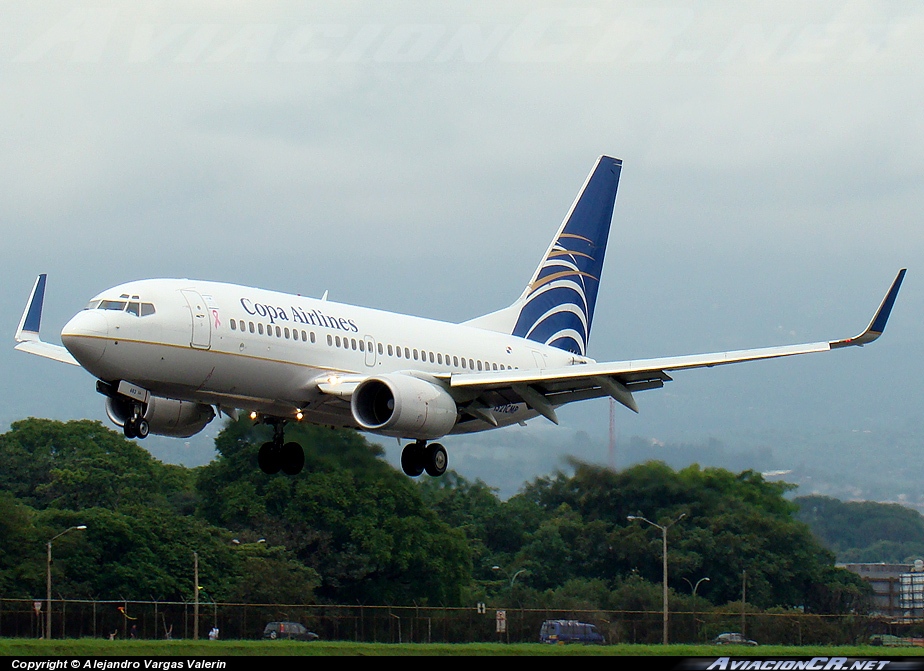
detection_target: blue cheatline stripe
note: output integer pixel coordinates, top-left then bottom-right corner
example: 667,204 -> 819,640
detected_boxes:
23,274 -> 47,333
512,156 -> 622,355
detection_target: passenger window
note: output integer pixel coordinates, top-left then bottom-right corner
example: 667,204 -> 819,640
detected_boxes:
335,336 -> 341,347
413,349 -> 418,361
469,359 -> 475,370
230,319 -> 236,331
453,356 -> 459,367
258,324 -> 264,335
461,358 -> 467,369
377,343 -> 383,355
477,361 -> 483,371
359,340 -> 365,352
396,346 -> 402,358
404,347 -> 410,359
388,344 -> 394,356
327,335 -> 333,346
437,353 -> 443,364
492,363 -> 498,370
275,326 -> 281,337
249,322 -> 255,333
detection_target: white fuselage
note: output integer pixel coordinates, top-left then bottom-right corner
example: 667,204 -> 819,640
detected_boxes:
60,278 -> 586,435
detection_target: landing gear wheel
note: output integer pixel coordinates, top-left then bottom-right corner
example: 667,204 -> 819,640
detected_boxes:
424,443 -> 448,477
135,419 -> 150,439
258,441 -> 282,475
281,441 -> 305,475
123,420 -> 137,439
401,442 -> 426,477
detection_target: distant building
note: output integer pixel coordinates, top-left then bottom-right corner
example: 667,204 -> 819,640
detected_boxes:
841,560 -> 924,619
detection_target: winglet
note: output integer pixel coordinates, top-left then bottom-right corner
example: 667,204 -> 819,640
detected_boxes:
14,274 -> 80,366
830,269 -> 906,349
15,274 -> 47,342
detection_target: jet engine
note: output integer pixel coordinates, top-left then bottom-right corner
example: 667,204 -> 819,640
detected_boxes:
106,395 -> 215,438
351,374 -> 458,440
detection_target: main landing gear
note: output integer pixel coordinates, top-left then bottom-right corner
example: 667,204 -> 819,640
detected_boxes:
257,418 -> 305,476
401,440 -> 448,478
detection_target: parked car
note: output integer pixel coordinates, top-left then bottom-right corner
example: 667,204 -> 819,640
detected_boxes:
262,621 -> 319,641
712,632 -> 758,646
539,619 -> 605,644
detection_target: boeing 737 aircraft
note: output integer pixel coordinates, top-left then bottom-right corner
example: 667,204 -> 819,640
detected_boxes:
15,156 -> 906,478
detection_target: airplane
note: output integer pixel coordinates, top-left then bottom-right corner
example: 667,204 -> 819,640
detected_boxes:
14,156 -> 906,478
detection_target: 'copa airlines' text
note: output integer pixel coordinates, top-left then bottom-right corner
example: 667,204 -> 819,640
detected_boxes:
240,298 -> 358,332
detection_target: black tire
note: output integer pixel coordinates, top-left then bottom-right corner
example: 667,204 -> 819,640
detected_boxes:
123,419 -> 137,439
135,419 -> 150,439
258,441 -> 281,474
401,444 -> 425,477
424,443 -> 448,477
281,441 -> 305,475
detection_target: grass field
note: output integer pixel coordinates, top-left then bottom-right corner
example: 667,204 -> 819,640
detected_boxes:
2,639 -> 924,657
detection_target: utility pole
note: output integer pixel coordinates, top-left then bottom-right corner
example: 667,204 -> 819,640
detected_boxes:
741,570 -> 747,636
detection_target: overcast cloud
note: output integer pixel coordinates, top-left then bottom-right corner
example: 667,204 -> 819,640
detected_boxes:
2,2 -> 922,498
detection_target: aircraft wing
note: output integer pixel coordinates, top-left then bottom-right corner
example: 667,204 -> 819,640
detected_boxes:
448,269 -> 906,425
14,274 -> 80,366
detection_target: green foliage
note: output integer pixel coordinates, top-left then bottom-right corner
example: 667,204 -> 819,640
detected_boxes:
0,418 -> 194,513
508,460 -> 860,612
795,495 -> 924,562
196,416 -> 472,605
0,419 -> 299,602
0,417 -> 883,617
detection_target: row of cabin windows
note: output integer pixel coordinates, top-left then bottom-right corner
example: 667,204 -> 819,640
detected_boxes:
229,318 -> 516,372
229,318 -> 317,344
327,334 -> 515,372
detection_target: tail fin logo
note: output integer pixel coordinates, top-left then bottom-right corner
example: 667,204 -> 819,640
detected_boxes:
511,157 -> 622,356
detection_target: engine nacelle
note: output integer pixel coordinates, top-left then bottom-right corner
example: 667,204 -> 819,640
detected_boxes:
106,395 -> 215,438
351,374 -> 458,440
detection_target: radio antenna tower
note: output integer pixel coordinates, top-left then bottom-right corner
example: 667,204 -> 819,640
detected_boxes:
608,397 -> 617,470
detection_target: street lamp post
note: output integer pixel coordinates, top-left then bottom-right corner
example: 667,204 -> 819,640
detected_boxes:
683,576 -> 710,640
193,551 -> 199,641
46,525 -> 86,639
492,565 -> 526,589
628,513 -> 685,645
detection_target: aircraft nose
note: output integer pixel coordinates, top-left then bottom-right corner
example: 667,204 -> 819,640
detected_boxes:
61,310 -> 109,366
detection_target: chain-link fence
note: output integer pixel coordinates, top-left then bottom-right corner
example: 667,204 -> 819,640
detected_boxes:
2,598 -> 919,645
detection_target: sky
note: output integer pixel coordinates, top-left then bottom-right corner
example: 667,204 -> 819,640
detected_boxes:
2,2 -> 923,499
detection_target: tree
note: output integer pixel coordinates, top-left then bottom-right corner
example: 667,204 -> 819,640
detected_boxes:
516,460 -> 865,612
796,495 -> 924,562
196,416 -> 472,605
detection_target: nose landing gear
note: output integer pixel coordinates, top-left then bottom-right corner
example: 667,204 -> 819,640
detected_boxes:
401,440 -> 448,477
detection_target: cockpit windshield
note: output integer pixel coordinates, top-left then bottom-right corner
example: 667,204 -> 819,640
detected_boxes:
85,294 -> 155,317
